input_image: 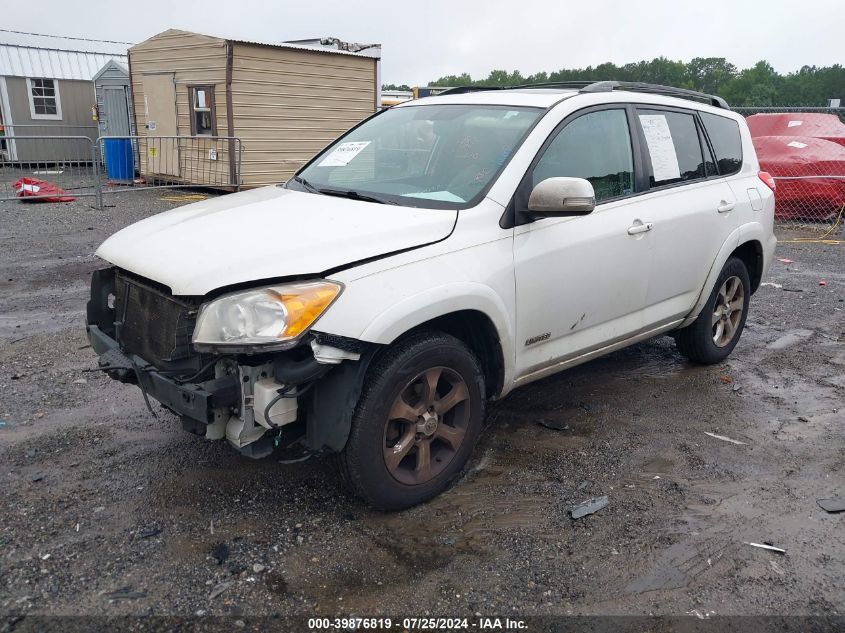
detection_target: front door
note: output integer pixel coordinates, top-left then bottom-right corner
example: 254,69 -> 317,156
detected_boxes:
513,107 -> 652,380
141,73 -> 179,177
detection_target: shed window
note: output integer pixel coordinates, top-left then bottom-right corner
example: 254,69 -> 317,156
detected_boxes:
190,86 -> 216,136
26,78 -> 62,120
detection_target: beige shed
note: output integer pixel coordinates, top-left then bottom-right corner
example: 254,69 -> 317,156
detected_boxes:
128,29 -> 380,188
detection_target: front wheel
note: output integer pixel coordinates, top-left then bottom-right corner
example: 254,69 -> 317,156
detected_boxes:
338,332 -> 486,510
674,256 -> 751,364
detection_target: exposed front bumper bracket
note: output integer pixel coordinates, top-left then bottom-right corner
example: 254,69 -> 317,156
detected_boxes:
87,325 -> 238,424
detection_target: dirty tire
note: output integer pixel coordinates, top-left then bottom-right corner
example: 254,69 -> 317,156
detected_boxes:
675,256 -> 751,364
338,332 -> 486,511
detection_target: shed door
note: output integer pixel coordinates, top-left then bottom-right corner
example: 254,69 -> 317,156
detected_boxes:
103,86 -> 131,136
141,73 -> 179,177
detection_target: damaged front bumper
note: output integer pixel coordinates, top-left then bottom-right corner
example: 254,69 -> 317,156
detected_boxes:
86,267 -> 376,459
86,324 -> 240,426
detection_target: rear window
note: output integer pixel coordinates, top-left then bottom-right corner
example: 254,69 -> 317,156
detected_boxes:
700,113 -> 743,176
637,109 -> 706,187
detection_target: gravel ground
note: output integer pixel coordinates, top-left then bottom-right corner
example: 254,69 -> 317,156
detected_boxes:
0,190 -> 843,622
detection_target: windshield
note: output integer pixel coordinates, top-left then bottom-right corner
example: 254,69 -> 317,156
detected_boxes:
290,104 -> 542,208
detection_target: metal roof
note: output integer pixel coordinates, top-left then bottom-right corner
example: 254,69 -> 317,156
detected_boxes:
144,29 -> 381,60
0,32 -> 128,80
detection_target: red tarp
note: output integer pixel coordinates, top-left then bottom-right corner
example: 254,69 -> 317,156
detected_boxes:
746,113 -> 845,147
14,177 -> 75,203
751,135 -> 845,220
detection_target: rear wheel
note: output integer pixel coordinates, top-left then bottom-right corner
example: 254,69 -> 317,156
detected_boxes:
674,256 -> 751,364
338,332 -> 485,510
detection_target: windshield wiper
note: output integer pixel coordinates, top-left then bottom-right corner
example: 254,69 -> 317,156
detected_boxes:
317,188 -> 397,205
291,175 -> 321,194
291,176 -> 396,205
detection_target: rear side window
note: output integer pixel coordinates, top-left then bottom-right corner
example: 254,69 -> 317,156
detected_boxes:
532,109 -> 634,202
637,109 -> 706,187
700,112 -> 743,176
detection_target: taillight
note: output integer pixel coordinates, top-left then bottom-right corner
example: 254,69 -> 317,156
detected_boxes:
758,171 -> 776,192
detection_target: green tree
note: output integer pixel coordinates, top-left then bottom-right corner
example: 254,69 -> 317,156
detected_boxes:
687,57 -> 737,94
719,61 -> 782,106
424,58 -> 845,106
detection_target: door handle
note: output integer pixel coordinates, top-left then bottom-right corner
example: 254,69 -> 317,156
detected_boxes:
627,221 -> 654,235
717,201 -> 735,214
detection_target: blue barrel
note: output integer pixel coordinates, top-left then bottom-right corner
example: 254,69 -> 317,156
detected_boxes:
103,138 -> 134,181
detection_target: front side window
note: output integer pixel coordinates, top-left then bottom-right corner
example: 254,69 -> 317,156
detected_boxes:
293,104 -> 541,208
27,78 -> 61,120
532,108 -> 635,202
637,109 -> 706,187
700,112 -> 743,176
190,86 -> 215,136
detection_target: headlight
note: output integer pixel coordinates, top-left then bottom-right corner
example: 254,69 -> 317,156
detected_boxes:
192,281 -> 342,351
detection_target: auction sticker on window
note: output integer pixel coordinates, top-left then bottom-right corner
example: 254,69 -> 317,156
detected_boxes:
318,141 -> 371,167
638,114 -> 681,182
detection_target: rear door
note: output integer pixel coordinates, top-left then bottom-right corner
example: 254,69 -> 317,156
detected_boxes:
631,106 -> 739,327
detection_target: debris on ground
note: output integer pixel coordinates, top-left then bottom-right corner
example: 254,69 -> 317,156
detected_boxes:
745,542 -> 786,554
569,495 -> 609,519
778,258 -> 794,264
760,282 -> 783,289
732,384 -> 742,392
104,587 -> 147,600
30,474 -> 44,482
719,375 -> 732,384
704,431 -> 748,445
138,527 -> 162,539
209,581 -> 233,600
819,280 -> 827,286
211,542 -> 229,564
252,563 -> 266,573
13,177 -> 76,203
817,498 -> 845,513
536,419 -> 570,431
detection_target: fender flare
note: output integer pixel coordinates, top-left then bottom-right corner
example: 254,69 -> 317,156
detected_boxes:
678,223 -> 764,328
358,281 -> 515,386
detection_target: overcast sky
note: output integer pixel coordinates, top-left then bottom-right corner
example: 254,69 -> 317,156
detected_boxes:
4,0 -> 843,84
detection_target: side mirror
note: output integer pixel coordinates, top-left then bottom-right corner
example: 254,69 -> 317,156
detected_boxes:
527,177 -> 596,217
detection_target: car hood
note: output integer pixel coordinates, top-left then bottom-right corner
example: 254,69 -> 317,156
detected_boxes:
96,186 -> 457,295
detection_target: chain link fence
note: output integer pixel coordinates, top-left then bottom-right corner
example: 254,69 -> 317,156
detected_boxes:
0,134 -> 242,208
733,107 -> 845,233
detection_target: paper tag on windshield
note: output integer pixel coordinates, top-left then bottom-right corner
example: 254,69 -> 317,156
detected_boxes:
317,141 -> 371,167
639,114 -> 681,181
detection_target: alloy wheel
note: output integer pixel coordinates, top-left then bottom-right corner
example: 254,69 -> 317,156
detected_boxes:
383,366 -> 470,485
711,275 -> 745,347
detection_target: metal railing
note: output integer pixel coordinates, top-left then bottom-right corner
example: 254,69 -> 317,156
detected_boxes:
0,135 -> 102,207
0,134 -> 242,208
733,106 -> 845,231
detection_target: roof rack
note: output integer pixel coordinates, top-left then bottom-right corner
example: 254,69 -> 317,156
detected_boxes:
436,86 -> 505,96
579,81 -> 729,109
435,81 -> 729,109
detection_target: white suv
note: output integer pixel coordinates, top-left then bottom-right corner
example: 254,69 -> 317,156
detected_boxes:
87,82 -> 776,509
